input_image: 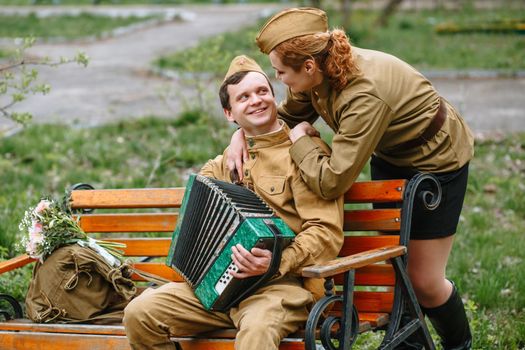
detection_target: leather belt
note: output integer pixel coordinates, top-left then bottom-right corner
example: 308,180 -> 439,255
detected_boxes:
395,98 -> 447,151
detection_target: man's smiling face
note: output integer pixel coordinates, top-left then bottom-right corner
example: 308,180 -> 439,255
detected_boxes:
223,71 -> 279,136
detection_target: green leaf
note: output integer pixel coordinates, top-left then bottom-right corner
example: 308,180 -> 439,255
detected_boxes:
9,112 -> 32,125
75,52 -> 89,67
11,93 -> 25,103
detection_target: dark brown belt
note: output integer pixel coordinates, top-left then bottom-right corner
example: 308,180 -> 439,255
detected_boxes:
395,98 -> 447,151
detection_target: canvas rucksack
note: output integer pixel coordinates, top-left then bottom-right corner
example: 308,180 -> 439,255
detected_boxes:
25,244 -> 137,324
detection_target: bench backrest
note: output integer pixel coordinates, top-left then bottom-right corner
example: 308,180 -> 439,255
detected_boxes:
67,179 -> 407,316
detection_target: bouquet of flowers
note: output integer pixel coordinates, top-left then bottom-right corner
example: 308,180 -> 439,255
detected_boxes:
19,199 -> 126,267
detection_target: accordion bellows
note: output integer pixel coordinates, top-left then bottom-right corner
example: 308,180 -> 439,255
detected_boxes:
166,174 -> 295,311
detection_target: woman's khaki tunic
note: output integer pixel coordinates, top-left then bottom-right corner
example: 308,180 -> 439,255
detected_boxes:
279,47 -> 474,200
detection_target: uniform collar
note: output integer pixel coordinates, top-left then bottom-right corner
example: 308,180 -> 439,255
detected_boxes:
245,120 -> 290,150
311,77 -> 332,100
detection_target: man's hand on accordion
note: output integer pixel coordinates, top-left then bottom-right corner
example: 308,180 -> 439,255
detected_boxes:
230,244 -> 272,279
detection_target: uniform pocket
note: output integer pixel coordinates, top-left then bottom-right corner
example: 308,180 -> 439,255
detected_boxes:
257,175 -> 286,195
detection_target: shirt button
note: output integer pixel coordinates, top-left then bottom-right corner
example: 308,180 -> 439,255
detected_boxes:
270,186 -> 275,192
244,170 -> 249,177
248,138 -> 255,147
251,153 -> 256,159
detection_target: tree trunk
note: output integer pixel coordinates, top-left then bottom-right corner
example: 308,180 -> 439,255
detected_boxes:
340,0 -> 352,30
377,0 -> 404,27
311,0 -> 321,9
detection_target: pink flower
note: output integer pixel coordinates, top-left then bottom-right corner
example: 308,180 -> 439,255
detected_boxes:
26,220 -> 45,258
25,240 -> 35,255
26,234 -> 43,258
35,200 -> 51,214
30,230 -> 44,243
30,221 -> 43,236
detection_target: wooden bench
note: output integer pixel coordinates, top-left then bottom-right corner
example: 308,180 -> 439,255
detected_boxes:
0,174 -> 441,350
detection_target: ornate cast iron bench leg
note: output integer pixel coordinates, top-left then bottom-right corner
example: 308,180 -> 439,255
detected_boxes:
0,294 -> 23,321
305,273 -> 359,350
378,256 -> 436,350
378,173 -> 442,350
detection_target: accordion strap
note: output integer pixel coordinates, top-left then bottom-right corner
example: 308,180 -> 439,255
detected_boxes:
133,267 -> 172,286
224,220 -> 285,310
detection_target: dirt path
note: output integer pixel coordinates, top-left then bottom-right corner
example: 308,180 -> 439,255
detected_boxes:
1,3 -> 524,136
0,4 -> 286,132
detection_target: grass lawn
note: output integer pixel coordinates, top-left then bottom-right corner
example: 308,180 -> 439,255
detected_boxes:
0,117 -> 524,349
0,12 -> 157,39
0,114 -> 231,251
0,48 -> 10,59
156,7 -> 525,74
1,3 -> 524,349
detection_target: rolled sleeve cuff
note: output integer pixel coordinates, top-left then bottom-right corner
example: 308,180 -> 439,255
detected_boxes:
290,135 -> 319,165
278,249 -> 295,277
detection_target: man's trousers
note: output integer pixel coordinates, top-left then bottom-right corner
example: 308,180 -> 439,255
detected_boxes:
123,275 -> 313,350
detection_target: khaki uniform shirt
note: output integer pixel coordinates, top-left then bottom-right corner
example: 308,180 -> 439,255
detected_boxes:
279,47 -> 475,200
199,121 -> 344,300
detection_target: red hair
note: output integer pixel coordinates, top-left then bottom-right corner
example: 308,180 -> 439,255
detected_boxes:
274,29 -> 359,91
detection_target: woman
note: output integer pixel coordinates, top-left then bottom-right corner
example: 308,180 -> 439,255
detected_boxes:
227,7 -> 474,350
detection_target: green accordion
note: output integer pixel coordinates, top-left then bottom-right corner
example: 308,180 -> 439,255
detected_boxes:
166,174 -> 295,311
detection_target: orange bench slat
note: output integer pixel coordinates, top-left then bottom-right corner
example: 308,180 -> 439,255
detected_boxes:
344,209 -> 401,231
358,312 -> 390,328
79,213 -> 177,233
131,263 -> 183,282
0,255 -> 35,274
333,264 -> 395,286
101,238 -> 171,257
0,180 -> 411,350
70,188 -> 185,209
354,290 -> 394,313
0,320 -> 125,335
344,180 -> 405,203
100,236 -> 401,260
0,331 -> 131,350
339,235 -> 400,256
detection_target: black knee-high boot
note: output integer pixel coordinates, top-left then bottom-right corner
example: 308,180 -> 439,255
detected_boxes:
421,283 -> 472,350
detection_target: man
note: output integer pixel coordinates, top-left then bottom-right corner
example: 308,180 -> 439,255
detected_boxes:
123,55 -> 344,350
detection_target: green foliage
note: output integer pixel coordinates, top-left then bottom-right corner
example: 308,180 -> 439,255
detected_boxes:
173,109 -> 204,127
0,13 -> 156,38
0,115 -> 231,251
339,8 -> 525,71
0,120 -> 524,347
156,36 -> 235,116
0,246 -> 32,301
156,7 -> 525,73
447,133 -> 525,349
1,4 -> 524,344
1,37 -> 88,126
155,22 -> 272,76
0,49 -> 9,59
436,18 -> 525,34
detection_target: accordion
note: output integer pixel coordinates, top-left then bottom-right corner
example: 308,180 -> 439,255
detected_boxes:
166,174 -> 295,311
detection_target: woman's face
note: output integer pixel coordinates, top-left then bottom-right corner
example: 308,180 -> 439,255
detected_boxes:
269,51 -> 317,93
